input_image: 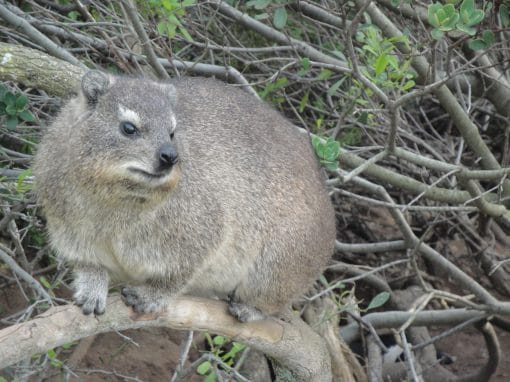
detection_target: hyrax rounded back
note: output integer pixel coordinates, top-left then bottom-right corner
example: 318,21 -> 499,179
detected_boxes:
34,71 -> 336,320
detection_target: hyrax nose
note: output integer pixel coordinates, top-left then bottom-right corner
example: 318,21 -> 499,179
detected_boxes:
159,143 -> 179,168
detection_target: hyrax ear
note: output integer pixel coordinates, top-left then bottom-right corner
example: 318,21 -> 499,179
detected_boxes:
81,70 -> 111,106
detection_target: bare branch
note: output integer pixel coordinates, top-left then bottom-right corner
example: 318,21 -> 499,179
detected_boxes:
0,296 -> 332,381
121,0 -> 169,79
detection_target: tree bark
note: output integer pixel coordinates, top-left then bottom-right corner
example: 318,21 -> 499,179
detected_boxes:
0,42 -> 84,97
0,296 -> 332,381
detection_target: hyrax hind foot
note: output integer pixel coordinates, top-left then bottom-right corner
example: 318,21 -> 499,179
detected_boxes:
227,294 -> 267,322
228,302 -> 266,322
121,285 -> 169,313
73,266 -> 109,316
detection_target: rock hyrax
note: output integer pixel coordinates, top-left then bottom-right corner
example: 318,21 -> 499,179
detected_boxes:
33,71 -> 336,321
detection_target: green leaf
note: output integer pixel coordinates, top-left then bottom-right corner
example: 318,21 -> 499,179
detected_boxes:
301,57 -> 311,70
459,0 -> 484,26
4,92 -> 16,106
232,342 -> 246,352
62,342 -> 75,349
179,26 -> 193,42
204,371 -> 217,382
298,91 -> 309,112
390,0 -> 400,6
273,7 -> 287,29
5,104 -> 17,116
259,77 -> 288,99
50,359 -> 63,368
429,3 -> 459,30
441,7 -> 459,29
15,95 -> 28,110
166,23 -> 178,38
468,9 -> 484,25
317,68 -> 333,81
47,349 -> 56,359
431,28 -> 444,40
168,13 -> 183,27
322,160 -> 339,172
297,57 -> 311,76
67,10 -> 80,20
212,335 -> 225,346
374,54 -> 389,76
367,291 -> 390,310
460,0 -> 475,15
39,276 -> 52,290
401,80 -> 415,91
499,4 -> 509,27
6,116 -> 18,130
16,168 -> 32,193
254,12 -> 270,20
197,361 -> 211,375
222,341 -> 246,362
467,38 -> 487,50
456,23 -> 477,35
482,30 -> 495,45
428,3 -> 442,28
157,22 -> 167,35
312,135 -> 322,149
312,136 -> 341,162
18,109 -> 35,122
327,78 -> 345,97
162,0 -> 174,11
386,55 -> 399,71
247,0 -> 271,9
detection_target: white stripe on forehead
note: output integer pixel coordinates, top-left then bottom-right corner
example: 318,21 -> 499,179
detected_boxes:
118,104 -> 141,125
170,114 -> 177,132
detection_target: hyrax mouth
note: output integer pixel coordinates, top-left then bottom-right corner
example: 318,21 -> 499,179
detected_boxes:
125,163 -> 181,191
128,166 -> 172,180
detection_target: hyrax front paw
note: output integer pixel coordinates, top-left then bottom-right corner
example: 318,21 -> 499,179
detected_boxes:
121,285 -> 168,313
73,268 -> 109,316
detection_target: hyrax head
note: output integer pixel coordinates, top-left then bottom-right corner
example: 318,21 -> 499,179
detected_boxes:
71,71 -> 181,201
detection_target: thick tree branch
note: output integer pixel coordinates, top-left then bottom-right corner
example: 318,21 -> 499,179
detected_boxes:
0,295 -> 332,381
0,42 -> 84,97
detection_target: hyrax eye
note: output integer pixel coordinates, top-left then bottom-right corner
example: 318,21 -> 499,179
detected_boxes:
120,121 -> 138,136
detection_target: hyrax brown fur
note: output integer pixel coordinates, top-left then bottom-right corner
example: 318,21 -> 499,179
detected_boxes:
33,71 -> 336,321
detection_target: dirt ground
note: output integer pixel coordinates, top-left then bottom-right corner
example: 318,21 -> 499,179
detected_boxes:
55,328 -> 203,382
436,326 -> 510,381
64,325 -> 510,381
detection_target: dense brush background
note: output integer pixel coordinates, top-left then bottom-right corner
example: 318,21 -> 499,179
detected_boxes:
1,1 -> 510,381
